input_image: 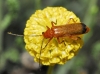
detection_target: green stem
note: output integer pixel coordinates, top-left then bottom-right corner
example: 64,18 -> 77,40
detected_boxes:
0,0 -> 2,21
47,66 -> 54,74
0,0 -> 2,52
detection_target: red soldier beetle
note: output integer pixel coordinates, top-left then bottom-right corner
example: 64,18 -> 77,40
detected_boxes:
41,18 -> 90,49
8,18 -> 90,49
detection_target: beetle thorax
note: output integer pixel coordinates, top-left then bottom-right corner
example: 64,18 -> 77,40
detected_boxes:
42,28 -> 54,38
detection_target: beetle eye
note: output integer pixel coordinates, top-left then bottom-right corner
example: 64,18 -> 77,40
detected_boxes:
42,32 -> 44,34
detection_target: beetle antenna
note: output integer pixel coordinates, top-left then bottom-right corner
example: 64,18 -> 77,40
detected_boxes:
39,37 -> 45,70
8,32 -> 42,37
8,32 -> 23,36
39,37 -> 52,69
43,38 -> 52,49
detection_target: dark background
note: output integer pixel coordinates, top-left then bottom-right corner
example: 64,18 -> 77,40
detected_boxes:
0,0 -> 100,74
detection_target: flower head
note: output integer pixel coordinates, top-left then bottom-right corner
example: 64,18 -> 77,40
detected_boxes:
24,7 -> 83,65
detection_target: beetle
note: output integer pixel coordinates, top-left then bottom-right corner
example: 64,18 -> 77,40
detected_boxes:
8,18 -> 90,48
42,18 -> 90,48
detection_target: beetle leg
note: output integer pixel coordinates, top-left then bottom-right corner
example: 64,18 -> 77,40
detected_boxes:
69,35 -> 81,40
67,18 -> 77,24
51,20 -> 57,27
46,26 -> 50,29
43,38 -> 53,49
57,37 -> 66,46
57,37 -> 60,43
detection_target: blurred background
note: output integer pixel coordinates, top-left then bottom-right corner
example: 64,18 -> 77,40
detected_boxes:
0,0 -> 100,74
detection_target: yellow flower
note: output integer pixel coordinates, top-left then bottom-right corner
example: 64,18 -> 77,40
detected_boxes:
24,7 -> 83,65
